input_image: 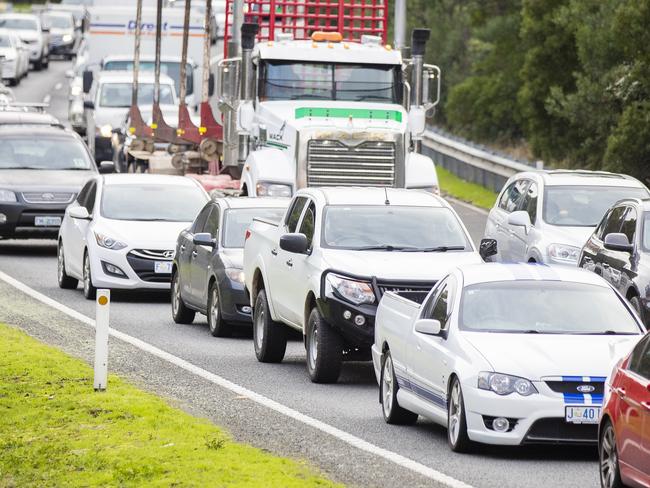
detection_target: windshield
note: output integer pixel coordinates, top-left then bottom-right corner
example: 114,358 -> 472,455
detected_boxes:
259,61 -> 402,103
643,214 -> 650,251
101,184 -> 206,222
0,137 -> 92,170
323,206 -> 471,251
44,15 -> 73,29
223,208 -> 286,248
0,36 -> 11,48
543,185 -> 650,227
102,61 -> 193,96
460,281 -> 640,334
0,18 -> 38,30
98,82 -> 175,108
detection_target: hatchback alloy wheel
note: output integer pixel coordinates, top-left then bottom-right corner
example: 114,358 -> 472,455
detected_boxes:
448,381 -> 462,445
600,423 -> 622,488
381,355 -> 394,417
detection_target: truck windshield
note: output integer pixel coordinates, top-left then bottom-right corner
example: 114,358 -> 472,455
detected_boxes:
0,136 -> 92,170
259,61 -> 401,103
223,208 -> 286,248
103,61 -> 193,97
459,281 -> 640,335
323,206 -> 470,251
98,83 -> 175,108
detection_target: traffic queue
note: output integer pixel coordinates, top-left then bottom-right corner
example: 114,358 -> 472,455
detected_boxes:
0,1 -> 649,487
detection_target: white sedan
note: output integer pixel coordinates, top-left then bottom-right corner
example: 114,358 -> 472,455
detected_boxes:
0,30 -> 29,85
57,174 -> 209,298
373,263 -> 645,451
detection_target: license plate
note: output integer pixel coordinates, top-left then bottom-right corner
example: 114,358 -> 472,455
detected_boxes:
34,216 -> 62,227
154,261 -> 173,274
565,406 -> 601,424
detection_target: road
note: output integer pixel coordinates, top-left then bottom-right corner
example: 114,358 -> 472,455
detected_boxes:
0,60 -> 599,488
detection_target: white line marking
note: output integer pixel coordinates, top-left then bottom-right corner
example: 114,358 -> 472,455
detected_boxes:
42,94 -> 51,105
445,196 -> 490,216
54,82 -> 62,91
0,269 -> 472,488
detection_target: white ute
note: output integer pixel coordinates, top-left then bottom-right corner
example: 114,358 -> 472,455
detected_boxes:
243,187 -> 482,383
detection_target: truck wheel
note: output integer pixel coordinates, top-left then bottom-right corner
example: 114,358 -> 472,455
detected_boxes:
381,351 -> 418,425
448,377 -> 473,453
208,282 -> 231,337
171,271 -> 195,324
57,243 -> 78,289
306,307 -> 342,383
253,289 -> 287,363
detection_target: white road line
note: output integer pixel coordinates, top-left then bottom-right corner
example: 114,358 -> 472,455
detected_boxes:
54,82 -> 62,91
445,196 -> 490,216
0,269 -> 472,488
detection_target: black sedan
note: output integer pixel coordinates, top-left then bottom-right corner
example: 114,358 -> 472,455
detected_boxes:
579,197 -> 650,328
0,124 -> 112,240
171,196 -> 288,336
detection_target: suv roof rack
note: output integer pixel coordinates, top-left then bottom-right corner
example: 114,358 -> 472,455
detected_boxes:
544,169 -> 632,180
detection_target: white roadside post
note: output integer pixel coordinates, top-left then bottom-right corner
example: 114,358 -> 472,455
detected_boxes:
94,289 -> 110,391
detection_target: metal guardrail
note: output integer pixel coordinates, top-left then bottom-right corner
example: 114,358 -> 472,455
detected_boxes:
421,126 -> 542,193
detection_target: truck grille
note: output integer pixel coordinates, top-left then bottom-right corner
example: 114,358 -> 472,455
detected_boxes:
21,192 -> 75,204
307,140 -> 396,187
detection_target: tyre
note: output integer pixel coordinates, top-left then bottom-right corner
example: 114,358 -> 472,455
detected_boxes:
630,296 -> 644,324
253,289 -> 287,363
57,243 -> 78,289
82,252 -> 96,300
208,281 -> 231,337
171,270 -> 195,324
381,350 -> 418,424
33,58 -> 43,71
599,420 -> 624,488
42,55 -> 49,69
306,307 -> 342,383
447,377 -> 473,452
9,77 -> 18,87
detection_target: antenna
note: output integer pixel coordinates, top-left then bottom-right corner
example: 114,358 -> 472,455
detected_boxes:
384,187 -> 390,205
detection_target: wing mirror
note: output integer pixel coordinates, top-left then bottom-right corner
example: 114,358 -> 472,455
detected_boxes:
69,206 -> 90,220
279,233 -> 309,254
98,161 -> 115,174
83,100 -> 95,110
193,232 -> 216,248
479,238 -> 498,261
507,210 -> 532,232
414,319 -> 441,336
82,69 -> 93,94
603,233 -> 633,253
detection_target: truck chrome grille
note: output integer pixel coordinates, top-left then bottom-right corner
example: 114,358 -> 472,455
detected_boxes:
21,192 -> 75,204
307,140 -> 396,187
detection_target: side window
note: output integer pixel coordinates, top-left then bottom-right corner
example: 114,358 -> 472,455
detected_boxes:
520,181 -> 538,224
285,196 -> 307,232
498,179 -> 528,213
84,182 -> 97,213
628,336 -> 650,380
421,278 -> 447,319
422,276 -> 455,331
497,182 -> 516,210
620,206 -> 637,245
204,206 -> 220,239
76,180 -> 92,206
298,201 -> 316,250
601,206 -> 627,238
594,209 -> 612,240
192,204 -> 212,233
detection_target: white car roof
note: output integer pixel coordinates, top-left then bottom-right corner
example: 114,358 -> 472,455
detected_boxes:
101,174 -> 201,187
214,196 -> 290,209
458,263 -> 610,288
298,187 -> 449,208
96,71 -> 174,85
515,170 -> 646,188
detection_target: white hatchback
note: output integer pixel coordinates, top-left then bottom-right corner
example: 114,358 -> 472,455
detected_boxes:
57,174 -> 209,298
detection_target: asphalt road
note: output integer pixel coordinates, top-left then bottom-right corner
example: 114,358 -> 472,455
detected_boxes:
0,60 -> 599,488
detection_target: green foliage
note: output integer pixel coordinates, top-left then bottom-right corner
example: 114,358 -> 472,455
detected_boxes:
437,166 -> 498,210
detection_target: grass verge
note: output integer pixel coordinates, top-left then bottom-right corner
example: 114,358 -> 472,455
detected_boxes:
0,324 -> 340,488
437,166 -> 498,210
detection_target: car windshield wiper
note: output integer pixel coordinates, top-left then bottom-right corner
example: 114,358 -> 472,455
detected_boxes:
403,246 -> 466,252
355,245 -> 418,251
0,166 -> 42,170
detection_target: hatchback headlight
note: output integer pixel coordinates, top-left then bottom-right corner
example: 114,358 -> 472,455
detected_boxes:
62,34 -> 73,43
94,232 -> 127,250
547,243 -> 580,263
225,268 -> 245,284
0,190 -> 17,202
256,182 -> 292,198
325,273 -> 375,305
478,372 -> 538,396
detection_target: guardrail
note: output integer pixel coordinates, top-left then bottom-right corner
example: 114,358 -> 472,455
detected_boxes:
421,126 -> 542,193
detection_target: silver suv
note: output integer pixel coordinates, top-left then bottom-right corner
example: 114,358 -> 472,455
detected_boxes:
483,170 -> 650,265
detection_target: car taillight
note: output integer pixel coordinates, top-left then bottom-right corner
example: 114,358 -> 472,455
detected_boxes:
245,229 -> 251,240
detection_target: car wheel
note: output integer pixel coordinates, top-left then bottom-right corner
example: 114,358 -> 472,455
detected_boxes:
447,377 -> 473,452
381,350 -> 418,425
253,289 -> 287,363
82,252 -> 96,300
43,55 -> 49,68
306,307 -> 342,383
33,58 -> 42,71
208,282 -> 231,337
630,296 -> 644,322
57,243 -> 78,289
600,420 -> 624,488
9,77 -> 18,87
171,271 -> 195,324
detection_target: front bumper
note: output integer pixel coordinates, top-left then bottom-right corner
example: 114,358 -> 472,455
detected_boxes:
89,246 -> 174,291
218,277 -> 252,324
316,296 -> 375,348
0,200 -> 69,239
50,41 -> 76,55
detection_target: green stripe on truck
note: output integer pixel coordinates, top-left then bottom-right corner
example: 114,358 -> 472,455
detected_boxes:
295,107 -> 403,122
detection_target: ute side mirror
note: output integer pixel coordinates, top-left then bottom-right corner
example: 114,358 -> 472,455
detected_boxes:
82,70 -> 93,94
193,232 -> 216,248
479,238 -> 498,261
414,319 -> 441,336
98,161 -> 115,174
279,233 -> 309,254
69,206 -> 90,220
604,233 -> 633,253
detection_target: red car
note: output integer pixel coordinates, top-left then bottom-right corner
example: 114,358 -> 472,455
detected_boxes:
599,332 -> 650,488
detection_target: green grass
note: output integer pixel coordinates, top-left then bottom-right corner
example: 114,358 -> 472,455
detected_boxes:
437,166 -> 498,210
0,324 -> 340,488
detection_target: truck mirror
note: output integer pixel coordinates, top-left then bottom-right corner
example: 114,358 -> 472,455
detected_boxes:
279,233 -> 309,254
208,73 -> 215,97
479,238 -> 498,261
217,58 -> 241,107
422,64 -> 441,112
82,70 -> 93,94
408,106 -> 425,138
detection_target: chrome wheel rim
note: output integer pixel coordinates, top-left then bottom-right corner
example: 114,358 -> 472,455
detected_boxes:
449,382 -> 461,446
255,306 -> 264,351
210,287 -> 219,331
600,425 -> 618,488
308,322 -> 318,370
382,356 -> 394,417
83,256 -> 90,295
57,246 -> 64,283
172,275 -> 180,316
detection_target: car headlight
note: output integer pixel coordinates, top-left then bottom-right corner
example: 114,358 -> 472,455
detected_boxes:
325,273 -> 375,305
256,182 -> 292,198
98,124 -> 113,138
94,232 -> 127,250
0,190 -> 17,202
478,372 -> 538,396
62,34 -> 73,43
547,243 -> 580,263
225,268 -> 245,284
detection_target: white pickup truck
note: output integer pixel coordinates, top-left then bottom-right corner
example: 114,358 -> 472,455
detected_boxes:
243,187 -> 483,383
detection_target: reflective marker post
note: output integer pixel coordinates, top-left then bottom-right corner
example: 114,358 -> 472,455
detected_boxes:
94,289 -> 110,391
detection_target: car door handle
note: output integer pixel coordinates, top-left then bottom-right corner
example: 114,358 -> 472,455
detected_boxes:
271,248 -> 278,256
614,387 -> 626,398
286,259 -> 293,267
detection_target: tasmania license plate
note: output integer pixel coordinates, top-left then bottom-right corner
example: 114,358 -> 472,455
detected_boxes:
34,216 -> 62,227
154,261 -> 173,274
565,406 -> 601,424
